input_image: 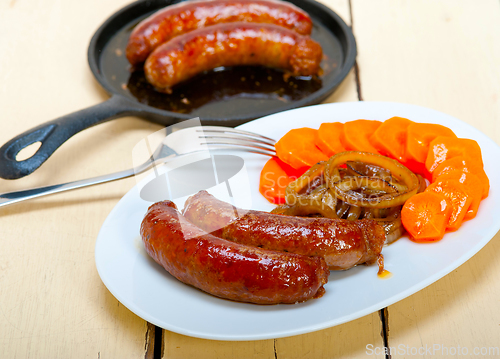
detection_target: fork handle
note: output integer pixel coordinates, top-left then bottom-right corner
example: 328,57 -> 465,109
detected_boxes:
0,167 -> 138,208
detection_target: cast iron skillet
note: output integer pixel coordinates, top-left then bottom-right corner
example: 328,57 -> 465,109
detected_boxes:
0,0 -> 356,180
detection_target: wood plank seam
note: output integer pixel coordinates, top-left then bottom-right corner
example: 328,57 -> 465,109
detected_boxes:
154,324 -> 163,359
145,323 -> 156,359
348,0 -> 364,102
379,308 -> 391,359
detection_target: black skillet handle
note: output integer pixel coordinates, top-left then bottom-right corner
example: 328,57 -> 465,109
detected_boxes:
0,95 -> 143,179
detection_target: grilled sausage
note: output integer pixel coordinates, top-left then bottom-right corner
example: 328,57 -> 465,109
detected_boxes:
126,0 -> 313,65
182,191 -> 386,270
140,200 -> 329,304
144,22 -> 322,93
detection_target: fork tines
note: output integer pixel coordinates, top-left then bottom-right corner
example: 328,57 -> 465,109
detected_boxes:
198,126 -> 276,157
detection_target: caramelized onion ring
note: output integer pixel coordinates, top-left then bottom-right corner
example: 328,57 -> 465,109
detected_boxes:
346,205 -> 362,221
325,152 -> 419,208
336,200 -> 350,218
285,163 -> 338,218
278,151 -> 416,246
416,174 -> 427,193
333,176 -> 401,207
346,161 -> 392,180
285,162 -> 325,204
371,207 -> 404,244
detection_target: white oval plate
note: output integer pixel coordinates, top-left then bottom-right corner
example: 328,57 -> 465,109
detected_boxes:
95,102 -> 500,341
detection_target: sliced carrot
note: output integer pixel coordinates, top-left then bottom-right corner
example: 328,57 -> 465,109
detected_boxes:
405,123 -> 456,179
434,171 -> 483,220
432,156 -> 489,199
314,122 -> 346,157
406,123 -> 456,163
275,128 -> 329,169
369,116 -> 414,162
425,179 -> 472,231
259,157 -> 308,204
425,136 -> 484,174
340,120 -> 382,154
401,191 -> 452,242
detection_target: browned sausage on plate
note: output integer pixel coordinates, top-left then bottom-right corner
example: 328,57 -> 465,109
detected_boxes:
182,191 -> 386,270
126,0 -> 313,65
140,200 -> 329,304
144,22 -> 323,92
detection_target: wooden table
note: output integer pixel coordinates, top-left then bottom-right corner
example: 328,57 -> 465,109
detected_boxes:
1,0 -> 499,358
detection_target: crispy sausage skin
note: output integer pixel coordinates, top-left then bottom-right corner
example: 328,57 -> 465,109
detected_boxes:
140,200 -> 329,304
144,22 -> 322,93
182,191 -> 386,270
126,0 -> 313,65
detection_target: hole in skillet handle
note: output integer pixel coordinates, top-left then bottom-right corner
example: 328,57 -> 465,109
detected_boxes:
0,125 -> 57,180
15,141 -> 43,162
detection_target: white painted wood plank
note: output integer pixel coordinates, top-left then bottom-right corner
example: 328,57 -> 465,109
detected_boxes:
0,1 -> 155,357
351,0 -> 500,357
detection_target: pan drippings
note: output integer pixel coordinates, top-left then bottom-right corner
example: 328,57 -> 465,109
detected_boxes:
126,67 -> 323,114
99,13 -> 343,116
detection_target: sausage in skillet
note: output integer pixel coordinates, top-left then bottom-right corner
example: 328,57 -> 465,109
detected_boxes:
126,0 -> 313,65
144,22 -> 322,93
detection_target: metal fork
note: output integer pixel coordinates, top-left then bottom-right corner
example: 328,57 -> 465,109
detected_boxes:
0,126 -> 276,208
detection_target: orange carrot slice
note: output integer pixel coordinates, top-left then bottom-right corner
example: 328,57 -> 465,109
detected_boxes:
314,122 -> 346,157
401,191 -> 452,242
406,123 -> 456,163
275,128 -> 329,169
425,136 -> 484,174
425,179 -> 472,231
340,120 -> 382,154
369,116 -> 414,162
432,156 -> 489,199
434,171 -> 483,220
405,123 -> 456,178
259,157 -> 307,204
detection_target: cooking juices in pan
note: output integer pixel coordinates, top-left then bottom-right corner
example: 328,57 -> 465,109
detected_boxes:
100,14 -> 343,116
127,67 -> 323,114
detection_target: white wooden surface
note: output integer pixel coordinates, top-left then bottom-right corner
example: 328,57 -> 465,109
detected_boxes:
0,1 -> 159,358
0,0 -> 498,358
351,0 -> 500,357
